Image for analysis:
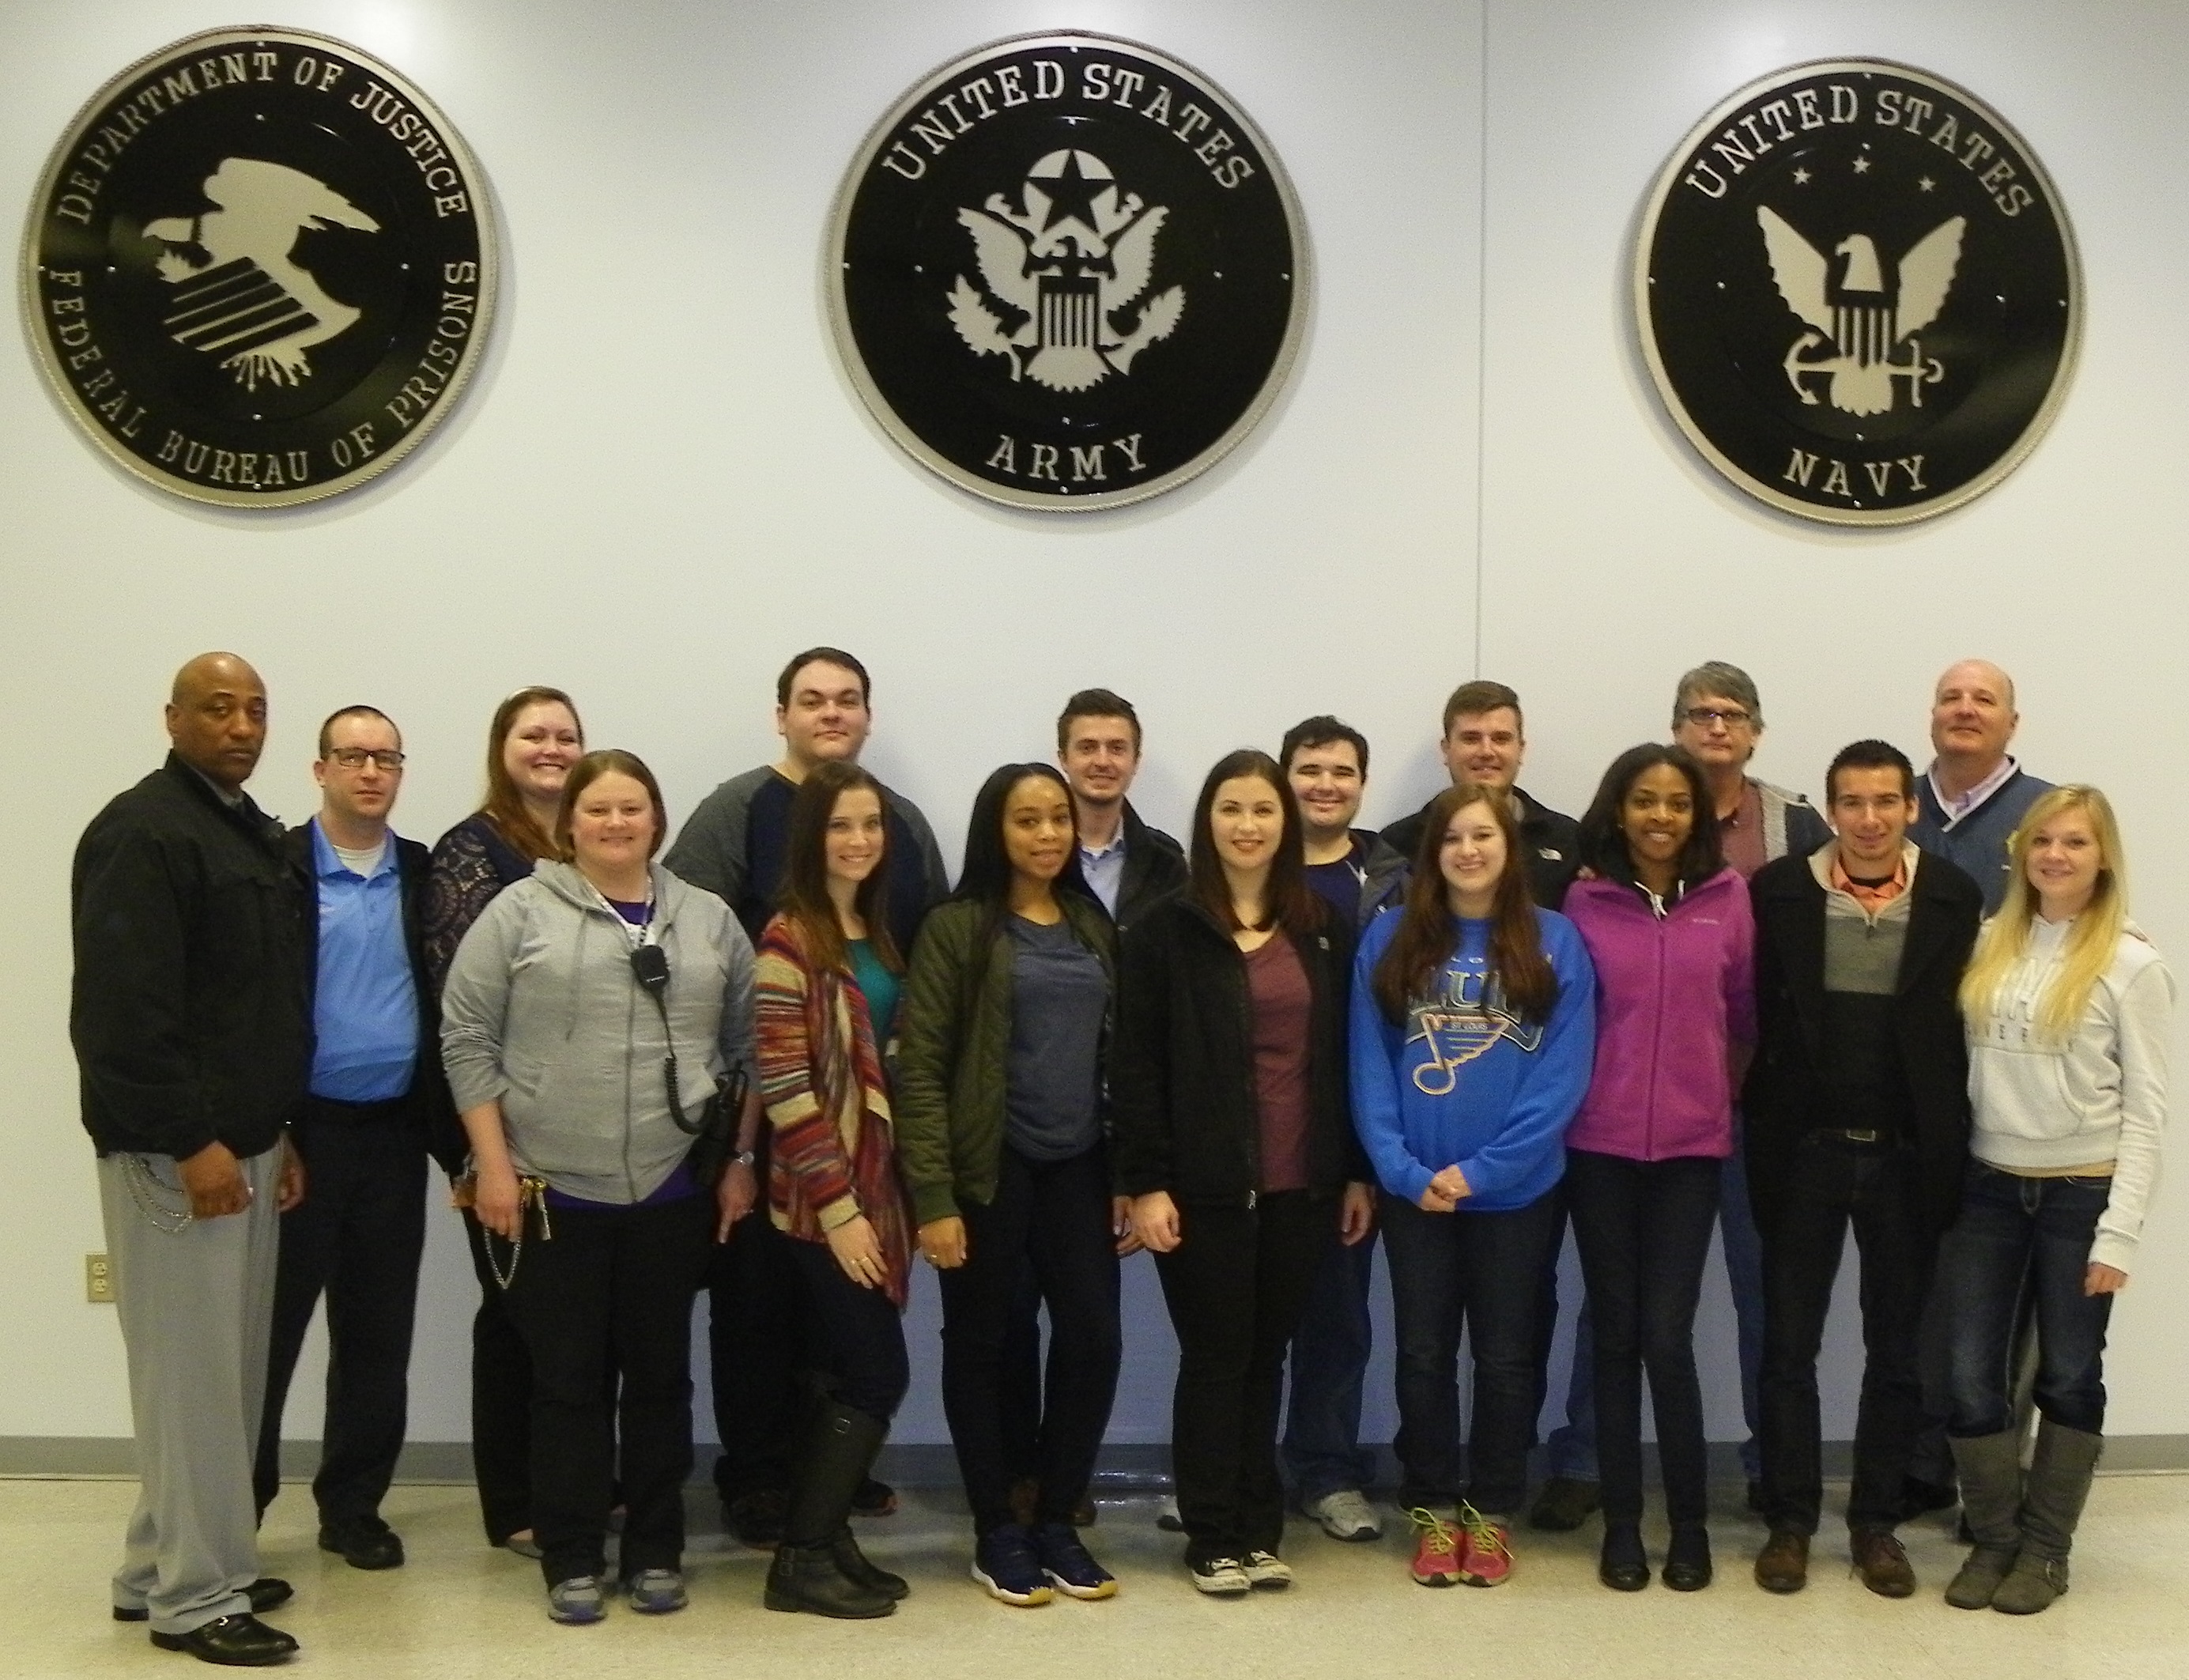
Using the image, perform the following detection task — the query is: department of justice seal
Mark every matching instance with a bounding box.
[828,32,1308,511]
[1636,61,2079,525]
[21,28,496,508]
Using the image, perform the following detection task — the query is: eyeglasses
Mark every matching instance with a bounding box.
[328,749,406,771]
[1681,707,1753,729]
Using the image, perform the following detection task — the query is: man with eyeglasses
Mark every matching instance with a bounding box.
[256,705,460,1573]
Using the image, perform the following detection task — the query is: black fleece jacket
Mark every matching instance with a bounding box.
[72,755,310,1160]
[1110,893,1364,1206]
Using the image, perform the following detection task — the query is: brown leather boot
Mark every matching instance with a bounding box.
[1753,1530,1809,1594]
[1849,1527,1916,1598]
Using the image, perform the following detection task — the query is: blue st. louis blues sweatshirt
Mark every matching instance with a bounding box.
[1349,908,1597,1212]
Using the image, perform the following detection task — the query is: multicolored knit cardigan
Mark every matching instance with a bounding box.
[753,912,912,1305]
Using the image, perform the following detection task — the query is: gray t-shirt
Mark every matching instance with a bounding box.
[1004,914,1108,1161]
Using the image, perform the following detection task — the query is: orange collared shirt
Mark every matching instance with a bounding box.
[1829,849,1909,916]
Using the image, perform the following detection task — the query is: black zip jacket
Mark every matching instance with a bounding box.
[1380,785,1579,911]
[1742,847,1983,1239]
[71,754,310,1160]
[285,822,466,1175]
[1110,893,1364,1205]
[1110,800,1189,942]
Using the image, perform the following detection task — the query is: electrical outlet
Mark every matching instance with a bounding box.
[85,1254,117,1304]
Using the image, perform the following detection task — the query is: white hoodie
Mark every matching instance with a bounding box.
[1965,916,2173,1273]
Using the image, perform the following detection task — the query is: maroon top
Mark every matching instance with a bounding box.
[1246,932,1312,1192]
[1717,780,1768,881]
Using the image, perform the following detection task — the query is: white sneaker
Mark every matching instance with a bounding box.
[1190,1555,1251,1595]
[1242,1549,1294,1590]
[1304,1489,1382,1542]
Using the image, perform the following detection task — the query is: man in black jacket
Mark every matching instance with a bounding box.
[1055,688,1188,939]
[74,653,309,1666]
[1743,740,1983,1600]
[1378,680,1579,911]
[254,706,463,1572]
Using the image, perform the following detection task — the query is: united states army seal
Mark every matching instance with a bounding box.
[21,28,496,508]
[828,32,1308,511]
[1636,61,2079,525]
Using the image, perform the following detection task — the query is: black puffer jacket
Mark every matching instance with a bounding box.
[1110,892,1364,1206]
[71,755,310,1160]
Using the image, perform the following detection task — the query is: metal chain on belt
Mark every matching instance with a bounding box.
[122,1154,194,1235]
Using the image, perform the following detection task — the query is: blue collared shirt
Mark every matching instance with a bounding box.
[1078,829,1127,918]
[309,821,419,1103]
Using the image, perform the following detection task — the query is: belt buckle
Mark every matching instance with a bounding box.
[1842,1128,1882,1144]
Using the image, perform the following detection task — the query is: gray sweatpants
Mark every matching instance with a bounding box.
[99,1146,281,1634]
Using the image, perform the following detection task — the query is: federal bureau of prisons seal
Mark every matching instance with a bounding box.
[828,32,1308,512]
[1636,61,2079,526]
[21,27,496,508]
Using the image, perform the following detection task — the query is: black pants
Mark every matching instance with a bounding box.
[1381,1188,1561,1516]
[460,1206,535,1544]
[938,1146,1123,1535]
[783,1237,911,1423]
[1758,1135,1935,1535]
[254,1102,427,1529]
[502,1192,713,1585]
[1564,1150,1721,1528]
[1153,1191,1327,1563]
[706,1210,807,1503]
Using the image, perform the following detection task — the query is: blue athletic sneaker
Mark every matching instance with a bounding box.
[547,1576,607,1624]
[1033,1522,1118,1599]
[972,1523,1055,1606]
[624,1569,688,1614]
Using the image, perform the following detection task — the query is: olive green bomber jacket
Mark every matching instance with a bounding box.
[893,893,1116,1226]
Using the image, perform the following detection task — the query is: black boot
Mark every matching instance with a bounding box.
[764,1402,897,1619]
[832,1527,909,1600]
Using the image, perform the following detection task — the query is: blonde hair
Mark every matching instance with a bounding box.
[1958,786,2129,1043]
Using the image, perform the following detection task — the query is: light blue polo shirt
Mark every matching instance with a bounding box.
[309,820,419,1103]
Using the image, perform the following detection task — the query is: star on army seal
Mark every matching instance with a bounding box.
[21,28,496,508]
[828,33,1308,511]
[1636,61,2079,525]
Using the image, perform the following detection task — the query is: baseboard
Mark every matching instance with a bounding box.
[6,1436,2186,1484]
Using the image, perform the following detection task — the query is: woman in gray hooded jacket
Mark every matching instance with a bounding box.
[442,749,760,1626]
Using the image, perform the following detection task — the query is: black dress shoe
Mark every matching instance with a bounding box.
[1598,1524,1650,1592]
[115,1580,292,1623]
[319,1520,404,1570]
[149,1613,299,1665]
[1663,1525,1714,1591]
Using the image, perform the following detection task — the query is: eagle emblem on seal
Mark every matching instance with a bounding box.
[946,149,1185,392]
[1757,205,1966,417]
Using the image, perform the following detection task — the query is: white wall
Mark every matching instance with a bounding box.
[1,0,2180,1455]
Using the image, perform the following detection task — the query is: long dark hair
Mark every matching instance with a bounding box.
[1188,749,1322,935]
[1372,783,1555,1025]
[778,761,901,979]
[482,685,583,863]
[1576,744,1722,889]
[953,762,1093,952]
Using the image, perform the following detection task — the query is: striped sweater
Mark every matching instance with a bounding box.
[753,913,911,1304]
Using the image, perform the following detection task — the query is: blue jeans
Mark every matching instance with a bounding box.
[1383,1190,1560,1516]
[1281,1221,1380,1500]
[1937,1162,2114,1437]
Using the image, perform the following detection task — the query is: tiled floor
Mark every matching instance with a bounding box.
[17,1475,2187,1679]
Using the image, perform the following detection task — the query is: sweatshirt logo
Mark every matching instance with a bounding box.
[1406,968,1542,1096]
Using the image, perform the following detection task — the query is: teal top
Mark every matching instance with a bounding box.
[849,938,900,1044]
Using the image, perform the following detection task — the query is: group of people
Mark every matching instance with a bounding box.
[70,646,2168,1665]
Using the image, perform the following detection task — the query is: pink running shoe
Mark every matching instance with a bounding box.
[1454,1504,1513,1587]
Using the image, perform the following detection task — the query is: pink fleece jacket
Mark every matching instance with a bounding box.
[1562,867,1755,1161]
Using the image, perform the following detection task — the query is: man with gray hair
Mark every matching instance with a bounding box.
[1911,660,2051,915]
